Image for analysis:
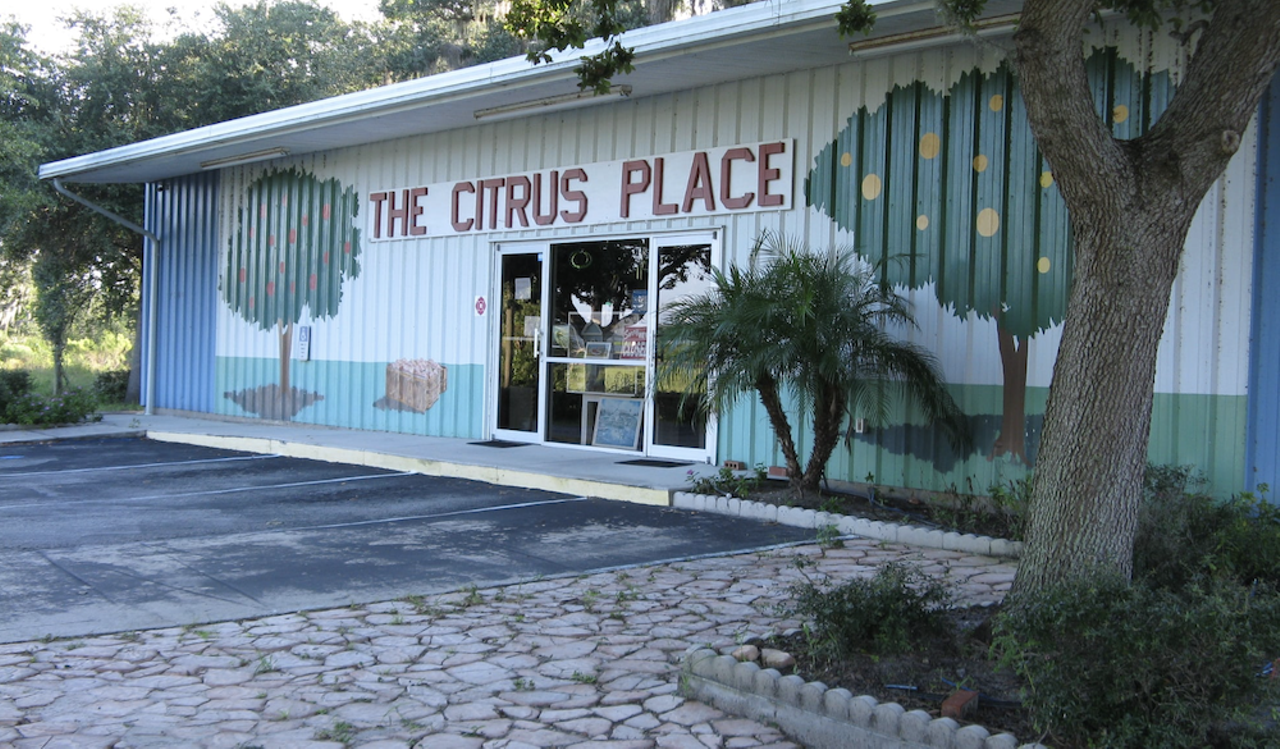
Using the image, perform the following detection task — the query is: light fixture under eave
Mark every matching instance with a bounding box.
[848,13,1020,57]
[474,85,633,122]
[199,147,291,170]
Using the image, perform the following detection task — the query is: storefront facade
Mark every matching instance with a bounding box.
[41,0,1280,498]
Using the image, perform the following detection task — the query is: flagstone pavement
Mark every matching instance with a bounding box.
[0,540,1016,749]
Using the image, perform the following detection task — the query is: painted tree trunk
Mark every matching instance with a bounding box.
[991,326,1028,462]
[278,321,293,418]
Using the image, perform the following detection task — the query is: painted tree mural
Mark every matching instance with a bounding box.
[222,168,362,419]
[807,49,1172,463]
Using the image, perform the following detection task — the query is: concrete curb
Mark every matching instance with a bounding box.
[681,648,1047,749]
[672,491,1023,559]
[145,430,673,506]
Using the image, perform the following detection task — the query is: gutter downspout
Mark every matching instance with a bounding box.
[51,178,161,415]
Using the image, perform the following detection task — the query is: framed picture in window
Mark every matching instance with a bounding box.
[592,397,643,449]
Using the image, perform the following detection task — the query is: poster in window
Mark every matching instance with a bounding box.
[592,398,643,449]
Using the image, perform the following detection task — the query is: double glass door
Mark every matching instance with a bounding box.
[493,234,717,462]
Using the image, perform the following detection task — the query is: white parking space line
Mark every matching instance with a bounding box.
[294,495,592,531]
[0,471,419,512]
[1,453,283,477]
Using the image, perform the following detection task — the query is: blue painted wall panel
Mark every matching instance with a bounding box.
[142,173,219,412]
[1248,72,1280,491]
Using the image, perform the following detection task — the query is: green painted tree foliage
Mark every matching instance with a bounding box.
[223,168,363,413]
[806,50,1172,461]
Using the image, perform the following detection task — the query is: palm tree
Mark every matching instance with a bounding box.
[661,234,969,494]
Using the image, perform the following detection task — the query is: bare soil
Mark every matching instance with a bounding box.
[760,607,1040,743]
[741,480,1021,540]
[727,481,1042,742]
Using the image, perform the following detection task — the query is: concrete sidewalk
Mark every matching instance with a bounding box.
[0,411,717,506]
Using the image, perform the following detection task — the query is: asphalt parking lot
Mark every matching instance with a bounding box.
[0,437,811,643]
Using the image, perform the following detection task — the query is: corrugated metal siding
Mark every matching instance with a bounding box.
[143,173,219,411]
[190,20,1255,494]
[1248,71,1280,492]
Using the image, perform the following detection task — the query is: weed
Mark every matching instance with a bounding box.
[314,720,355,745]
[512,676,534,691]
[460,585,483,608]
[254,656,277,675]
[785,562,952,658]
[570,670,597,684]
[687,463,768,497]
[815,523,844,549]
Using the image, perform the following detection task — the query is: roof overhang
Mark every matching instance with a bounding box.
[40,0,1022,184]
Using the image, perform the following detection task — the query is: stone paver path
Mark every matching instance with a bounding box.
[0,540,1015,748]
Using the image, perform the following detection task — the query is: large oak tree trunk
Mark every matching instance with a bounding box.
[1009,0,1280,597]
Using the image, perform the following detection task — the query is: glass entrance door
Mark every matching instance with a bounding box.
[491,234,717,461]
[544,239,650,449]
[648,237,716,462]
[494,251,542,438]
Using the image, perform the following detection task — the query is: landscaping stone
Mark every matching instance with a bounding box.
[0,541,1016,746]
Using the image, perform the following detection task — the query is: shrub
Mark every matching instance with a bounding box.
[994,573,1280,749]
[0,368,32,398]
[3,387,100,426]
[0,369,33,420]
[1135,464,1280,589]
[786,562,952,658]
[93,369,131,404]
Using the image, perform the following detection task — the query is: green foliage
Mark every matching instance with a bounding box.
[995,465,1280,747]
[3,387,100,426]
[686,463,766,497]
[93,369,130,404]
[834,1,876,37]
[0,369,33,416]
[223,168,363,330]
[1135,465,1280,590]
[786,562,953,658]
[994,573,1280,748]
[506,0,638,92]
[661,233,968,491]
[986,477,1031,541]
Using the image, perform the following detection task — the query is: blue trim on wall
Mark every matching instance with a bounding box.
[142,173,219,412]
[1247,72,1280,492]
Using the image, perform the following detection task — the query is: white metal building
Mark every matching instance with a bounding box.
[39,0,1280,498]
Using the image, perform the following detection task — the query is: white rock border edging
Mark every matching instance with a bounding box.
[681,648,1047,749]
[672,491,1024,558]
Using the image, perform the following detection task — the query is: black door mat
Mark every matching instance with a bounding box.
[468,440,530,448]
[616,458,694,468]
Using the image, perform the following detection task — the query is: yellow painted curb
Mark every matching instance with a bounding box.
[146,431,671,506]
